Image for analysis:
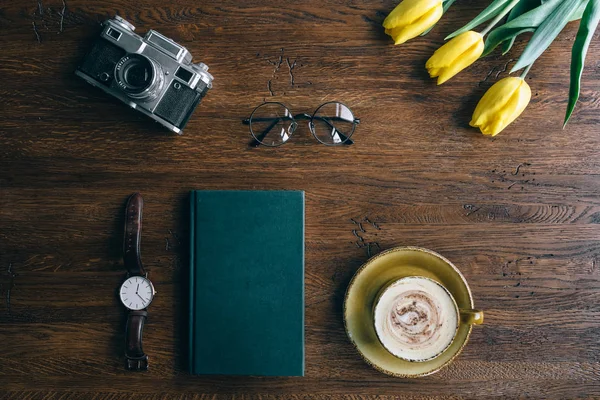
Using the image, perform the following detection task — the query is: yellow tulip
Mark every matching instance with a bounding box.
[470,77,531,136]
[426,31,484,85]
[383,0,443,45]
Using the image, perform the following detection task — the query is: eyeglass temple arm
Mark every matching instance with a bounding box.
[253,118,282,143]
[294,114,360,124]
[243,116,294,146]
[245,115,360,124]
[243,116,294,123]
[288,114,354,145]
[309,115,354,145]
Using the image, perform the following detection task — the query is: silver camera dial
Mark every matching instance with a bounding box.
[113,15,136,31]
[191,62,214,88]
[193,62,209,72]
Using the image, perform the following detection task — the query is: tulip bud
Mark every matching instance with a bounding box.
[426,31,484,85]
[470,77,531,136]
[383,0,443,45]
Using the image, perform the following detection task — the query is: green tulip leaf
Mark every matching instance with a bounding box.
[511,0,588,72]
[446,0,515,39]
[502,0,541,54]
[443,0,458,13]
[499,0,583,54]
[564,0,600,127]
[482,0,564,57]
[543,0,587,18]
[502,28,537,55]
[421,0,458,36]
[571,2,591,20]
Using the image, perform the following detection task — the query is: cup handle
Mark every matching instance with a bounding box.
[459,309,484,325]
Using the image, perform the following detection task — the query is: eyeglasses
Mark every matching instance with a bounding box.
[243,101,360,147]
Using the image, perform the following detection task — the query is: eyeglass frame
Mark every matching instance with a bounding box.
[243,101,360,147]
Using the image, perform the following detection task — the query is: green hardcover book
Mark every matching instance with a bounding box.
[189,190,305,376]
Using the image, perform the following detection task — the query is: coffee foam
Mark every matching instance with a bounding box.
[374,277,459,362]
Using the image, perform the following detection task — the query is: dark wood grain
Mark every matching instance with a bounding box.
[2,0,600,398]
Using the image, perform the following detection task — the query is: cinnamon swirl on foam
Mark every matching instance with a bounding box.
[374,277,459,362]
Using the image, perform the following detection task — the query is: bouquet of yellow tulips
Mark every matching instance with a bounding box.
[384,0,600,136]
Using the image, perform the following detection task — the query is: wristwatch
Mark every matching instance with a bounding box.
[118,193,156,371]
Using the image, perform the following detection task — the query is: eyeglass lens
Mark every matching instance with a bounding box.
[311,102,355,145]
[249,103,294,147]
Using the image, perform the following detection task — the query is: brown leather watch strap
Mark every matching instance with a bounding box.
[125,310,148,371]
[123,193,145,277]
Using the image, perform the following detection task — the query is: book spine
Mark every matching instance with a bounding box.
[188,190,195,374]
[300,191,306,376]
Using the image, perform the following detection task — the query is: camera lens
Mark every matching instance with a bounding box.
[117,55,153,91]
[124,63,151,89]
[115,54,163,100]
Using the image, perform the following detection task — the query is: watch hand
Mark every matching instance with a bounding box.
[136,284,140,293]
[137,293,145,302]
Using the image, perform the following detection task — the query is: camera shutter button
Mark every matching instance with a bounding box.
[174,82,182,90]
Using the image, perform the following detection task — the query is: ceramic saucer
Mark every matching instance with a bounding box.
[343,246,475,377]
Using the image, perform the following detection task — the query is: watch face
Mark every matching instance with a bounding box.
[119,276,155,310]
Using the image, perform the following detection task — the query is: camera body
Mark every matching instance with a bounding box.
[75,16,213,134]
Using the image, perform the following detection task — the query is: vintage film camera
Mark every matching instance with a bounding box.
[76,16,213,134]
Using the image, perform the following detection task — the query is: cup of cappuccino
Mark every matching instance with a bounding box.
[373,276,483,362]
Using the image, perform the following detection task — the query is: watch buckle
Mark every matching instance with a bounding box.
[125,355,148,371]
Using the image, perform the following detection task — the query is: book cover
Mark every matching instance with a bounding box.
[189,190,305,376]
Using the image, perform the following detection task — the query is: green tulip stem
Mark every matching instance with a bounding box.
[479,0,522,36]
[520,63,533,79]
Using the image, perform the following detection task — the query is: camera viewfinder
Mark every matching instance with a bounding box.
[175,67,194,83]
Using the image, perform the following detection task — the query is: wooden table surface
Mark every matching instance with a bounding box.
[2,0,600,398]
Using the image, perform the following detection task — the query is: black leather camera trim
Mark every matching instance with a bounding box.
[77,38,126,86]
[154,80,203,128]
